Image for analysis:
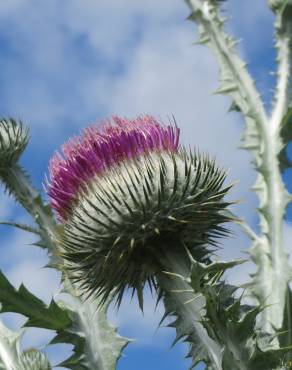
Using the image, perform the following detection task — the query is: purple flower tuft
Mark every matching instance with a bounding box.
[48,115,180,219]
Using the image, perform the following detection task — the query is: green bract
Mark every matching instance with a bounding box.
[60,150,232,306]
[0,119,29,170]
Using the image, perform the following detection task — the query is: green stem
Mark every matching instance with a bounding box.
[158,253,258,370]
[184,0,292,336]
[0,164,57,252]
[158,257,223,370]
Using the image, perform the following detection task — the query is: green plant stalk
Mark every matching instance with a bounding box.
[159,251,292,370]
[0,164,128,369]
[157,252,250,370]
[158,254,223,370]
[0,164,56,251]
[184,0,292,336]
[62,284,129,370]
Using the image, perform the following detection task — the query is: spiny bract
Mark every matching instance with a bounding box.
[0,118,29,170]
[48,116,232,305]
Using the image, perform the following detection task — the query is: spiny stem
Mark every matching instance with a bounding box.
[184,0,291,336]
[0,164,57,251]
[271,22,291,124]
[158,255,223,370]
[158,253,252,370]
[186,0,268,130]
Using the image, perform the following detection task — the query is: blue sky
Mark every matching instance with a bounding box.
[0,1,289,369]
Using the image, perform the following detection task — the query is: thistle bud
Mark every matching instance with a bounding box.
[0,119,29,170]
[19,349,51,370]
[48,116,232,305]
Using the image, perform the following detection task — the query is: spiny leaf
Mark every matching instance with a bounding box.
[166,256,292,370]
[158,270,223,370]
[0,270,129,370]
[199,274,292,369]
[0,270,71,330]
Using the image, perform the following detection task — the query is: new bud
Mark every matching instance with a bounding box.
[0,119,29,170]
[48,116,232,305]
[19,349,51,370]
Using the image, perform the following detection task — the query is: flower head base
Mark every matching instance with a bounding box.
[0,119,29,170]
[48,116,232,306]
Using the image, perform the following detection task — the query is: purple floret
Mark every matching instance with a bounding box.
[47,116,180,220]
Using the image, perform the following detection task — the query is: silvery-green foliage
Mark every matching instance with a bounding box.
[0,1,291,369]
[0,269,128,370]
[185,0,292,340]
[55,281,129,370]
[161,256,291,370]
[158,257,244,370]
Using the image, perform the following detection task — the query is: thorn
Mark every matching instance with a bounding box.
[154,228,160,235]
[137,287,144,312]
[113,236,121,246]
[184,294,203,305]
[214,83,237,95]
[130,238,135,250]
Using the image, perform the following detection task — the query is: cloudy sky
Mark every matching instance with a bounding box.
[0,0,288,369]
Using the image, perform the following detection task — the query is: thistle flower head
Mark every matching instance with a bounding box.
[48,116,232,306]
[0,118,29,169]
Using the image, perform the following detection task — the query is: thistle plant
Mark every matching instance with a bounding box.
[0,1,291,370]
[47,116,231,307]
